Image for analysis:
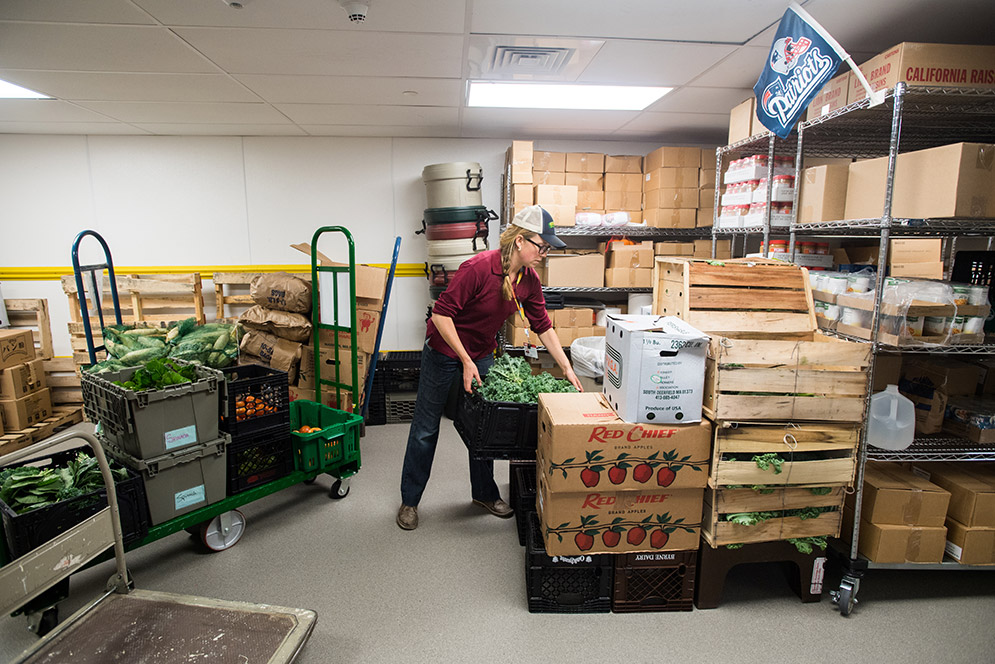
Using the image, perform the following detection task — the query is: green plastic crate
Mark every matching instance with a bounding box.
[289,400,362,476]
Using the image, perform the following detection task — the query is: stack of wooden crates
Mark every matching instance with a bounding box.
[653,257,871,548]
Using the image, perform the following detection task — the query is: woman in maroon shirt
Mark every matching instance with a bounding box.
[397,206,583,531]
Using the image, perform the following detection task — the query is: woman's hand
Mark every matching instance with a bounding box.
[564,366,583,392]
[463,358,482,393]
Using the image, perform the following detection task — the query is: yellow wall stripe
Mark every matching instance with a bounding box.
[0,263,429,281]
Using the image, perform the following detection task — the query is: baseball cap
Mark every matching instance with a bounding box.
[510,205,566,248]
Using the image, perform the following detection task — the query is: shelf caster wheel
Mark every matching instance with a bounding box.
[831,577,859,617]
[26,607,58,637]
[329,478,350,500]
[200,510,246,552]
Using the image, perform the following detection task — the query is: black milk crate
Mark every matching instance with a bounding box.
[525,513,612,614]
[511,461,537,546]
[220,364,290,436]
[0,445,150,558]
[226,424,294,496]
[385,391,418,424]
[377,351,422,392]
[612,550,696,613]
[367,377,387,426]
[454,391,537,461]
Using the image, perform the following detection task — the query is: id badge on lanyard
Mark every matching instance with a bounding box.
[510,271,538,359]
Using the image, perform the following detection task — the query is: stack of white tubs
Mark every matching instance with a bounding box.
[421,162,494,301]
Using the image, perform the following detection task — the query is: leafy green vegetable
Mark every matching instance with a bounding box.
[0,452,129,515]
[808,486,833,496]
[115,358,198,391]
[787,536,828,554]
[752,453,784,474]
[476,354,577,404]
[724,506,836,526]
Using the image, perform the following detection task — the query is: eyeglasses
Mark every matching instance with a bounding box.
[525,238,551,255]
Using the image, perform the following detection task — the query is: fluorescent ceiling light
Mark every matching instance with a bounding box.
[467,81,671,111]
[0,79,50,99]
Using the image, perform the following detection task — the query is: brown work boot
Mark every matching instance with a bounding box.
[472,498,514,518]
[396,504,418,530]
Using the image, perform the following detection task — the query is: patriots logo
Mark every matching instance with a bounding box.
[769,36,812,75]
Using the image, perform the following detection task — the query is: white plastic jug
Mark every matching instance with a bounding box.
[866,384,915,451]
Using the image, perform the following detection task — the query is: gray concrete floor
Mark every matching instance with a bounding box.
[3,421,995,663]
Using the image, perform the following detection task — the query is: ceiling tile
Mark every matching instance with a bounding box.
[461,107,638,138]
[619,111,729,134]
[0,99,117,122]
[0,0,156,24]
[134,0,467,33]
[688,47,769,88]
[0,70,258,102]
[73,101,291,124]
[300,125,461,137]
[233,75,461,106]
[0,121,148,134]
[275,104,458,126]
[579,41,737,86]
[175,28,464,77]
[647,86,753,114]
[471,0,789,43]
[133,123,308,136]
[0,22,217,72]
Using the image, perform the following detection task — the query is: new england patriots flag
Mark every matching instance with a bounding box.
[753,3,845,138]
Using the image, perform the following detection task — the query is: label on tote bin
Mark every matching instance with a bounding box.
[175,484,206,511]
[164,424,197,451]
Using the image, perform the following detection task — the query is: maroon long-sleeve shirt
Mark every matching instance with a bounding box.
[428,250,551,360]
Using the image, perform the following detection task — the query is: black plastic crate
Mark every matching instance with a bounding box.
[367,377,387,426]
[525,513,612,614]
[377,351,422,392]
[226,424,294,496]
[0,446,150,558]
[454,390,537,460]
[511,462,537,546]
[220,364,290,436]
[612,550,696,612]
[385,391,418,424]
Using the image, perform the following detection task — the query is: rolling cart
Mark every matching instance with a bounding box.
[0,429,316,663]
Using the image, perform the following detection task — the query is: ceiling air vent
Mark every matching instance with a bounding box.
[487,46,575,76]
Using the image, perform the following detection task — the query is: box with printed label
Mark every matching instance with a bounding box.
[889,239,942,265]
[798,164,849,223]
[609,242,654,269]
[850,462,950,527]
[0,329,35,371]
[605,155,643,173]
[910,462,995,528]
[537,392,711,493]
[644,208,697,229]
[605,173,643,192]
[534,151,566,173]
[538,471,703,556]
[850,42,995,104]
[644,168,700,192]
[543,253,605,288]
[806,71,850,120]
[566,153,606,173]
[605,268,653,289]
[944,517,995,564]
[0,358,47,401]
[603,315,708,424]
[0,388,53,431]
[644,188,699,210]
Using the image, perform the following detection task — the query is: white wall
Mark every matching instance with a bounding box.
[0,134,667,355]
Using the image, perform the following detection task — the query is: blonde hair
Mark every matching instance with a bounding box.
[499,225,535,301]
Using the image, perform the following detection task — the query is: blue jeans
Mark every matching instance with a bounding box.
[400,342,499,507]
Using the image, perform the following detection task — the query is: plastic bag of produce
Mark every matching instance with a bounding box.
[249,273,312,314]
[238,305,312,342]
[570,336,604,378]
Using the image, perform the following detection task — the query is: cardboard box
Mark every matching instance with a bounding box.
[854,462,950,527]
[543,254,604,288]
[806,71,850,120]
[605,268,653,288]
[289,243,387,305]
[644,208,697,229]
[511,183,533,205]
[0,387,53,431]
[654,242,695,256]
[698,188,716,209]
[850,514,947,563]
[850,42,995,104]
[889,261,944,279]
[565,152,605,174]
[533,170,566,186]
[504,324,535,348]
[942,396,995,444]
[555,327,577,347]
[644,146,703,173]
[576,191,605,211]
[298,345,368,390]
[973,359,995,395]
[288,384,355,413]
[0,359,46,401]
[534,184,578,207]
[889,238,942,265]
[603,315,708,424]
[575,326,596,341]
[696,208,715,228]
[533,151,566,173]
[728,97,758,144]
[553,308,594,328]
[605,191,642,212]
[798,163,849,223]
[644,188,698,210]
[605,155,643,173]
[537,392,711,492]
[699,168,717,189]
[944,518,995,564]
[545,203,577,227]
[538,472,703,556]
[318,303,381,355]
[508,140,533,183]
[695,239,731,257]
[0,329,35,371]
[844,156,889,220]
[605,173,642,192]
[643,167,699,191]
[608,242,654,269]
[563,172,604,192]
[909,462,995,528]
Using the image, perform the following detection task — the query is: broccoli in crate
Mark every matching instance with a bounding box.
[474,354,576,404]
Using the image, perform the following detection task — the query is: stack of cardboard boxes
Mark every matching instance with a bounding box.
[504,307,606,348]
[910,463,995,565]
[641,146,710,230]
[0,329,51,436]
[602,155,642,219]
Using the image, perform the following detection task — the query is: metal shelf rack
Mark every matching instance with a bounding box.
[552,226,711,238]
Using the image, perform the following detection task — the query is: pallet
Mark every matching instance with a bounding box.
[702,484,845,547]
[703,333,870,423]
[213,272,309,322]
[653,257,816,340]
[709,421,859,488]
[0,406,85,459]
[43,357,84,407]
[3,298,54,359]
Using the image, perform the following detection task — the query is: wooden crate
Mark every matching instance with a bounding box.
[653,257,816,340]
[702,485,845,547]
[213,272,309,322]
[710,421,859,488]
[703,333,870,422]
[0,406,84,459]
[3,298,54,359]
